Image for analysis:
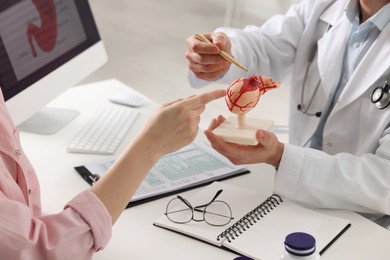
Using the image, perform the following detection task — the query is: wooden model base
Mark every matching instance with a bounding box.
[212,116,274,145]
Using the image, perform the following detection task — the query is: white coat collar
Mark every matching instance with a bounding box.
[317,0,350,98]
[319,0,349,26]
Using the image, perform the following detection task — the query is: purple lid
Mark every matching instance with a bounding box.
[284,232,316,256]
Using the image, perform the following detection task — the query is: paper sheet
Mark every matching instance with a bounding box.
[82,139,249,202]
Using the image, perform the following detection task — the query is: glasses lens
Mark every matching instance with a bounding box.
[204,201,233,226]
[166,198,193,224]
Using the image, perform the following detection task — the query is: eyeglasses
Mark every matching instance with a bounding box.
[165,189,234,226]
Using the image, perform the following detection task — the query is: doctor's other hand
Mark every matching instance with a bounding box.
[204,115,285,168]
[186,32,232,81]
[135,89,226,158]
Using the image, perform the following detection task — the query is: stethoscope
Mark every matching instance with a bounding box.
[299,68,390,115]
[297,72,322,118]
[297,24,333,118]
[300,70,390,115]
[371,79,390,109]
[298,22,390,116]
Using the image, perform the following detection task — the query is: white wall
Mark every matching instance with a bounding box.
[225,0,302,27]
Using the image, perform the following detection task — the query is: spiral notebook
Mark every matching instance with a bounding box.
[154,182,351,260]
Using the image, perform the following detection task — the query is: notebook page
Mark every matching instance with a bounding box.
[223,199,350,260]
[154,181,268,246]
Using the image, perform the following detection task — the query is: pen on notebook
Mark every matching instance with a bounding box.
[195,33,248,72]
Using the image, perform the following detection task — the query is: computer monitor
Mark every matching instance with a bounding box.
[0,0,107,134]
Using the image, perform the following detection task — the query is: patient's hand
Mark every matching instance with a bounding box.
[136,89,226,158]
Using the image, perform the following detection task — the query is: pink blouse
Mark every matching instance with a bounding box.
[0,90,112,259]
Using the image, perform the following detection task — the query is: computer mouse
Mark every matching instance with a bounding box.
[109,92,146,107]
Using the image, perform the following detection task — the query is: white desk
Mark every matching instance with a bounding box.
[20,80,390,260]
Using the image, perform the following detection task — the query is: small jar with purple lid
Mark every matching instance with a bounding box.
[281,232,321,260]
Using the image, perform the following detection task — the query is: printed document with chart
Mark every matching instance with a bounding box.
[74,137,250,206]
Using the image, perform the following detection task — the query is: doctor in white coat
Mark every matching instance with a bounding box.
[186,0,390,228]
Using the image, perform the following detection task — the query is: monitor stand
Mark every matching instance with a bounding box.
[18,107,80,135]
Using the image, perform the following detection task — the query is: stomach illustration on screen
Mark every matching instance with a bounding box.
[27,0,57,57]
[0,0,87,81]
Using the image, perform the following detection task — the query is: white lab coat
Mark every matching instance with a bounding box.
[189,0,390,218]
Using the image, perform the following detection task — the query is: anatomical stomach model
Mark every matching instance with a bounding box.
[27,0,57,57]
[213,74,280,145]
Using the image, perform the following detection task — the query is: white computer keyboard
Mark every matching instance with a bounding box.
[67,106,139,154]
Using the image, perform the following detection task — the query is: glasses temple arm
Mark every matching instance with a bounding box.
[194,189,223,209]
[177,195,193,209]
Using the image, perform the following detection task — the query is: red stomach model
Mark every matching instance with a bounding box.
[226,74,280,115]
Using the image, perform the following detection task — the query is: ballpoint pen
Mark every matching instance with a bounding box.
[195,33,248,72]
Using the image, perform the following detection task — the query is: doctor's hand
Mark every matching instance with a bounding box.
[204,115,285,168]
[135,89,226,158]
[186,32,232,81]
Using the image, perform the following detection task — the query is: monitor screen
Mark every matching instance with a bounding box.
[0,0,107,131]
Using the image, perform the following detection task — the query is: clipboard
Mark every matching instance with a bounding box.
[73,139,250,208]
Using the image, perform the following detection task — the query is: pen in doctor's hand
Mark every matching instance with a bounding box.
[195,33,248,72]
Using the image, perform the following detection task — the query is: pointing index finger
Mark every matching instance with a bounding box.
[191,89,226,108]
